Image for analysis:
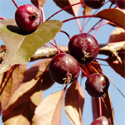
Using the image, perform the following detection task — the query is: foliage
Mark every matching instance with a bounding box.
[0,0,125,125]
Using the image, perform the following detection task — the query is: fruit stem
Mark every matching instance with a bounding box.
[0,17,6,20]
[60,30,71,40]
[88,19,103,34]
[79,67,89,78]
[53,38,60,54]
[62,15,96,23]
[46,1,83,21]
[93,19,103,37]
[12,0,18,8]
[49,41,65,53]
[98,97,102,116]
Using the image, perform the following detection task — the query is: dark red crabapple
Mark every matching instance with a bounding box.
[84,0,105,9]
[115,0,125,9]
[68,33,99,64]
[90,116,110,125]
[15,4,42,32]
[49,53,80,84]
[85,73,109,97]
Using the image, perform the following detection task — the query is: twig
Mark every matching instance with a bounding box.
[0,42,124,62]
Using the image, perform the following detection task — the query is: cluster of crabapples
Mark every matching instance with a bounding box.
[14,2,110,99]
[49,33,110,98]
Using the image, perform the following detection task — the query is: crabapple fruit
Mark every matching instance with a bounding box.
[15,4,42,32]
[68,33,99,64]
[84,0,105,9]
[85,73,109,97]
[49,53,80,84]
[90,116,110,125]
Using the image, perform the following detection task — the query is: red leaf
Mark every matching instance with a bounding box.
[24,59,54,90]
[80,60,102,77]
[53,0,80,16]
[106,51,125,78]
[32,90,65,125]
[65,81,84,125]
[0,64,26,113]
[2,78,42,123]
[2,59,53,124]
[31,0,46,7]
[92,92,114,125]
[108,27,125,43]
[96,9,125,29]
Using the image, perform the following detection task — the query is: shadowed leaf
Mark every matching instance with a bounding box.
[106,52,125,78]
[0,64,26,114]
[53,0,80,16]
[96,9,125,29]
[65,81,84,125]
[32,90,65,125]
[2,78,41,124]
[81,60,102,77]
[0,19,62,74]
[24,59,54,90]
[2,59,53,124]
[92,92,114,125]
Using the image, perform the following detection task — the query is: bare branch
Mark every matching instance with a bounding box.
[0,41,125,62]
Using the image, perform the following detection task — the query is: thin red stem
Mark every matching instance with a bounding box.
[62,15,96,23]
[93,19,103,37]
[12,0,18,8]
[81,17,86,33]
[53,38,60,54]
[60,30,71,40]
[103,73,125,98]
[98,97,102,116]
[88,19,103,34]
[46,1,83,21]
[49,41,65,53]
[79,67,89,78]
[0,17,6,20]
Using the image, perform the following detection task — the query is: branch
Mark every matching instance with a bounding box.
[99,41,125,64]
[0,41,124,62]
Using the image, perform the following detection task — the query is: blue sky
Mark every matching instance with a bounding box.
[0,0,125,125]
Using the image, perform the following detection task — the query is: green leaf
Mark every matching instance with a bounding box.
[0,19,62,74]
[96,9,125,29]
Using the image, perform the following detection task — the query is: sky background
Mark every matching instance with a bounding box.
[0,0,125,125]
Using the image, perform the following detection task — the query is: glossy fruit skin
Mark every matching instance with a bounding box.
[115,0,125,9]
[15,4,42,32]
[49,53,80,84]
[90,116,110,125]
[85,73,109,97]
[84,0,105,9]
[68,33,99,64]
